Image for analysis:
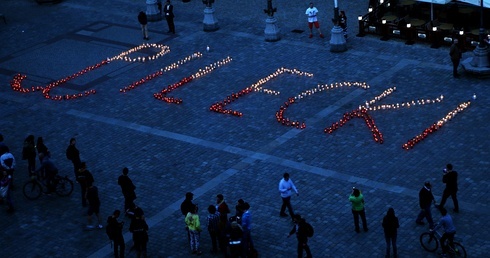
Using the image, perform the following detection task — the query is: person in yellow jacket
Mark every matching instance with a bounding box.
[349,187,368,233]
[185,204,202,255]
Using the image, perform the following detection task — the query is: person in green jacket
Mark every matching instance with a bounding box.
[185,204,202,255]
[349,187,368,233]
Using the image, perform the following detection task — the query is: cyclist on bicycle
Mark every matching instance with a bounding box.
[34,153,59,193]
[431,207,456,257]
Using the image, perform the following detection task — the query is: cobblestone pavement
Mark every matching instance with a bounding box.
[0,0,489,258]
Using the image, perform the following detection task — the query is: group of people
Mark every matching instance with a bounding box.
[137,0,175,41]
[180,192,254,257]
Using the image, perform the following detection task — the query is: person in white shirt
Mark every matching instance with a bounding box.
[279,172,299,220]
[305,2,324,38]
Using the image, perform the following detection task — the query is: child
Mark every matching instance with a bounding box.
[207,205,221,254]
[185,204,202,255]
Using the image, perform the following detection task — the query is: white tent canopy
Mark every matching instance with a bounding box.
[457,0,490,8]
[416,0,453,20]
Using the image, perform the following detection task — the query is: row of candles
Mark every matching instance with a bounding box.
[402,101,471,150]
[10,43,173,100]
[120,52,202,93]
[275,81,370,129]
[153,56,233,104]
[325,108,384,144]
[209,67,313,116]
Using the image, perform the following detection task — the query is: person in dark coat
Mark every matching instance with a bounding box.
[36,136,49,165]
[118,167,137,214]
[34,153,58,193]
[86,181,102,229]
[449,39,462,78]
[66,137,81,178]
[288,214,312,258]
[129,211,149,258]
[416,181,436,228]
[137,11,149,40]
[439,163,459,212]
[22,135,37,174]
[382,208,399,258]
[107,210,125,258]
[163,0,175,34]
[76,162,94,207]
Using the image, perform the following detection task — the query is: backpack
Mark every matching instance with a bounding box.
[305,222,314,237]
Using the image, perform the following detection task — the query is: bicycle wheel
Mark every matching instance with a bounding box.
[23,181,42,200]
[55,177,74,197]
[448,242,467,258]
[420,232,439,252]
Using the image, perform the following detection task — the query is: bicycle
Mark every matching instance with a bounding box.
[420,229,467,258]
[22,172,74,200]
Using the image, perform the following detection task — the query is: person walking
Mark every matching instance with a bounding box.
[432,207,456,257]
[76,162,94,207]
[185,204,203,255]
[129,209,149,258]
[439,164,459,213]
[278,172,299,220]
[287,214,313,258]
[107,210,125,258]
[449,39,462,78]
[305,2,324,38]
[382,208,399,258]
[86,181,103,229]
[207,205,220,254]
[22,135,37,174]
[66,137,82,178]
[138,11,149,40]
[416,181,436,228]
[118,167,137,214]
[163,0,175,34]
[349,187,368,233]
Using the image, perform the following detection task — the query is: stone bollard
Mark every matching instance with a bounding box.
[264,17,280,42]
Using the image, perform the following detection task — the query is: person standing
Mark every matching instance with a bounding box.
[439,164,459,213]
[279,172,299,219]
[76,162,94,207]
[36,136,49,160]
[86,181,103,229]
[349,187,368,233]
[181,192,195,244]
[0,170,14,212]
[34,153,58,194]
[339,10,347,38]
[287,214,313,258]
[185,204,203,255]
[22,135,37,174]
[0,133,6,156]
[449,39,462,78]
[138,11,149,40]
[432,207,456,257]
[416,181,436,228]
[107,210,125,258]
[216,194,230,254]
[66,137,82,178]
[382,208,399,258]
[164,0,175,34]
[129,209,149,258]
[118,167,137,214]
[0,147,16,188]
[305,2,324,38]
[240,202,254,257]
[207,205,220,254]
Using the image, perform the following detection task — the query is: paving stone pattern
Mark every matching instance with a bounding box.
[0,0,489,258]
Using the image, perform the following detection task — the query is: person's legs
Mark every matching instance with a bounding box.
[308,22,313,37]
[415,209,426,223]
[439,189,450,208]
[425,206,434,229]
[210,230,218,252]
[80,184,87,207]
[297,241,303,258]
[303,241,312,258]
[384,235,391,257]
[280,196,290,215]
[314,22,323,37]
[392,235,397,257]
[451,192,459,211]
[359,209,368,231]
[440,232,449,254]
[352,210,360,232]
[285,197,295,218]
